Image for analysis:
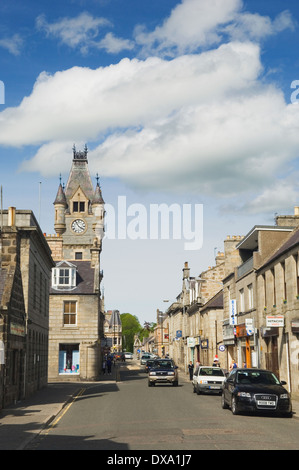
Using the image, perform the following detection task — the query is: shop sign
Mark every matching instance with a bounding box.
[176,330,182,338]
[266,315,284,328]
[187,337,196,347]
[201,339,209,349]
[235,324,247,337]
[245,318,254,336]
[291,320,299,333]
[10,322,25,337]
[229,299,237,326]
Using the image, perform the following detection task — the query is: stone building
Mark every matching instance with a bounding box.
[46,146,105,381]
[103,309,122,354]
[0,208,54,409]
[223,224,294,371]
[256,226,299,394]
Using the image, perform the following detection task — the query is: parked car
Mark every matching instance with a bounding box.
[140,353,152,365]
[192,366,226,395]
[148,359,178,387]
[222,368,292,417]
[124,352,133,359]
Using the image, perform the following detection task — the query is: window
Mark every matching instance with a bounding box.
[248,284,253,309]
[75,252,83,260]
[52,262,77,289]
[63,301,77,326]
[239,288,244,312]
[73,201,85,213]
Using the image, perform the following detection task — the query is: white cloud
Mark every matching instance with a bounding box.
[1,0,298,214]
[0,41,262,146]
[36,12,133,55]
[134,0,294,57]
[0,34,23,55]
[135,0,243,56]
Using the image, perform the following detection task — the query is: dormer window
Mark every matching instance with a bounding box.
[52,261,77,290]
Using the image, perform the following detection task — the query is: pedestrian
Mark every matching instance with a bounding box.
[102,359,106,375]
[107,357,112,375]
[229,359,238,371]
[188,361,194,380]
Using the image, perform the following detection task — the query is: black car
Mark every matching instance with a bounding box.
[222,368,292,417]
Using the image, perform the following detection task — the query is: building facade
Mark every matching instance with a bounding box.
[0,208,54,409]
[103,309,122,354]
[46,146,105,381]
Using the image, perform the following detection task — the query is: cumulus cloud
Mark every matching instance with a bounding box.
[0,42,262,146]
[134,0,294,57]
[36,12,133,54]
[1,0,298,213]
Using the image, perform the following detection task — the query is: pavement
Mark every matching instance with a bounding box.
[0,363,298,450]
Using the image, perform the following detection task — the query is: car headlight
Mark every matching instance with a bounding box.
[237,392,251,398]
[280,393,289,399]
[149,372,156,376]
[167,371,175,376]
[200,380,208,384]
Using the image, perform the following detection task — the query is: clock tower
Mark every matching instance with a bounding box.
[46,146,105,382]
[53,144,104,261]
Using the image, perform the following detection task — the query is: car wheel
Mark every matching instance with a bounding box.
[173,381,178,387]
[193,384,196,393]
[196,385,201,395]
[231,396,239,415]
[221,393,228,409]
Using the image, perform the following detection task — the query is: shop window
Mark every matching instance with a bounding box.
[59,344,80,374]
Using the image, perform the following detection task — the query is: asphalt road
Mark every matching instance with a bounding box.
[27,361,299,451]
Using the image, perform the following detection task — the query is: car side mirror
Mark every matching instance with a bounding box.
[280,380,287,385]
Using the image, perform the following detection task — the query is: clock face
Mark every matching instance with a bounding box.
[71,219,86,233]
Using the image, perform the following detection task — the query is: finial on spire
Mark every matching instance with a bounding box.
[73,143,88,161]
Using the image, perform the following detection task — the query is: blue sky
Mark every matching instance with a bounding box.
[1,0,299,325]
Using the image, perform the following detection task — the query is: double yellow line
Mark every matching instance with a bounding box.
[45,387,86,434]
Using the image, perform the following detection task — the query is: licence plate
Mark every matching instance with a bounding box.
[257,400,275,406]
[210,385,220,389]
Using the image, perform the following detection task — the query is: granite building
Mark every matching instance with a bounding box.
[0,208,54,408]
[46,146,105,381]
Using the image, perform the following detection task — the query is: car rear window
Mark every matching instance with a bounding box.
[199,368,224,377]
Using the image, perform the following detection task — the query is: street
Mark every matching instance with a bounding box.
[27,361,299,451]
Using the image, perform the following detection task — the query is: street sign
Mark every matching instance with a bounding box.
[219,345,225,352]
[266,315,284,328]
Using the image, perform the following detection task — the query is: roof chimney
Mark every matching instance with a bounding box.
[8,207,16,227]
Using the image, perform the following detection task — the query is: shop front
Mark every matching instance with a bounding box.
[59,343,80,375]
[235,323,256,368]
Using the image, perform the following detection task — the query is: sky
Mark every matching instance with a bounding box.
[1,0,299,326]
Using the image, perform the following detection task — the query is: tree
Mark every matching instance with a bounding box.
[120,313,142,352]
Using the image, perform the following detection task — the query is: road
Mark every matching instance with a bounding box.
[27,361,299,451]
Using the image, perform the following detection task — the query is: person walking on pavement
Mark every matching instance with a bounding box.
[102,358,106,375]
[107,357,112,375]
[188,361,194,380]
[229,359,238,371]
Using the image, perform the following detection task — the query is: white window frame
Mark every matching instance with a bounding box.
[52,261,77,289]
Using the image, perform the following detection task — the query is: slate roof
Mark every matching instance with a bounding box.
[50,261,96,295]
[201,290,223,312]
